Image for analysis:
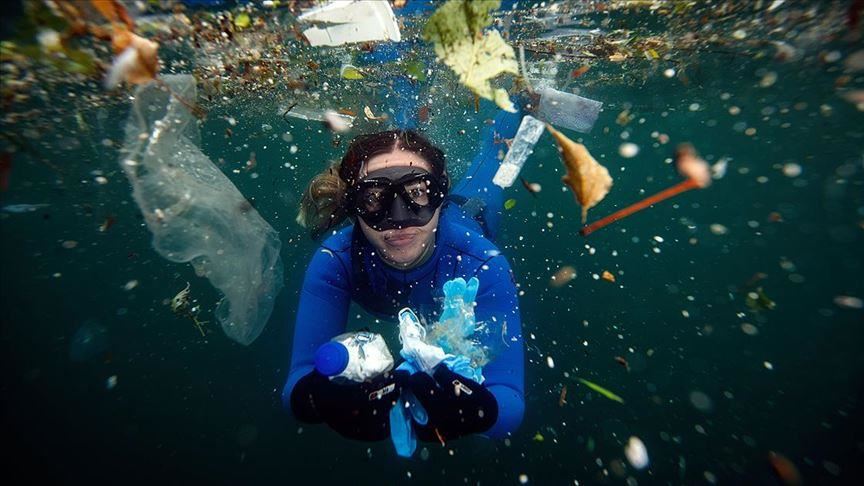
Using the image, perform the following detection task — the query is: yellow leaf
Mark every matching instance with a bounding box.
[234,13,251,29]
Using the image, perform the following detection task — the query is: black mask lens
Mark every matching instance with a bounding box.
[348,167,446,231]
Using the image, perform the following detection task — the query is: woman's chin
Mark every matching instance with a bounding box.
[382,246,421,265]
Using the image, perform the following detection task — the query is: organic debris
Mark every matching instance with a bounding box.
[577,377,625,404]
[547,124,612,224]
[423,0,518,112]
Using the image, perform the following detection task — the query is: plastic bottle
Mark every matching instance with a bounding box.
[314,331,394,382]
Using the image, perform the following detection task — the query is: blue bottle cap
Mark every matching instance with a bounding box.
[314,342,349,377]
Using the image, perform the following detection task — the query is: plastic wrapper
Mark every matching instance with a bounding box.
[120,74,284,345]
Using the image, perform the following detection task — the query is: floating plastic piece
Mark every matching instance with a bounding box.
[493,115,545,188]
[282,105,353,125]
[297,0,401,47]
[398,307,448,374]
[121,75,284,345]
[2,203,49,213]
[536,86,603,133]
[625,436,650,470]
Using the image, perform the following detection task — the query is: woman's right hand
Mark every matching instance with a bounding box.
[290,370,409,441]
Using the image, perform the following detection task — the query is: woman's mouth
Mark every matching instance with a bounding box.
[384,231,416,248]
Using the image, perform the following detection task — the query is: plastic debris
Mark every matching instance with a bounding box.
[619,143,639,158]
[297,0,401,47]
[2,203,49,213]
[324,110,353,133]
[493,115,545,188]
[625,436,649,470]
[833,295,863,309]
[536,86,603,133]
[121,75,283,345]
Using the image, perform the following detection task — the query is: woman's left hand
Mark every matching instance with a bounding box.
[401,364,498,441]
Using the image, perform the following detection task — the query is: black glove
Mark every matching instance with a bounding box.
[403,365,498,442]
[290,370,407,441]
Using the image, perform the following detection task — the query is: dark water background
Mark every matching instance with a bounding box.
[2,1,864,484]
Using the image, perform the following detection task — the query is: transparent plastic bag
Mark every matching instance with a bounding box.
[121,75,284,345]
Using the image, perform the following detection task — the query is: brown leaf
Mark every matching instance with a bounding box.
[547,124,613,223]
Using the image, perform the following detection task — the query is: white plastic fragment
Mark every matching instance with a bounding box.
[493,115,545,188]
[833,295,863,309]
[619,143,639,158]
[536,86,603,133]
[624,436,649,470]
[297,0,401,47]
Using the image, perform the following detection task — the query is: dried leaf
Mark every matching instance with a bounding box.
[547,124,613,223]
[571,65,590,78]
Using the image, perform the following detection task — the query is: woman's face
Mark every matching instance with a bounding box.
[356,148,441,268]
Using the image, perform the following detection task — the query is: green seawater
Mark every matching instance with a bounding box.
[2,1,863,484]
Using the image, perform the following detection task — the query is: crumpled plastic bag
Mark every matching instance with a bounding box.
[120,74,284,345]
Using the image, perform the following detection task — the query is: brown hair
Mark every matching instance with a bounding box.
[297,130,447,239]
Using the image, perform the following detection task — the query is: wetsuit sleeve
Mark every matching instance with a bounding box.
[475,254,526,439]
[281,247,351,418]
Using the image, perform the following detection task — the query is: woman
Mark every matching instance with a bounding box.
[282,104,525,443]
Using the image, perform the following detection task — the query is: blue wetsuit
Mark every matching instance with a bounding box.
[283,105,525,440]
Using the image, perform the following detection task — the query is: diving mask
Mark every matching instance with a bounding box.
[347,166,447,231]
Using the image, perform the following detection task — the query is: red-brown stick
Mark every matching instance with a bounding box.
[581,178,700,236]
